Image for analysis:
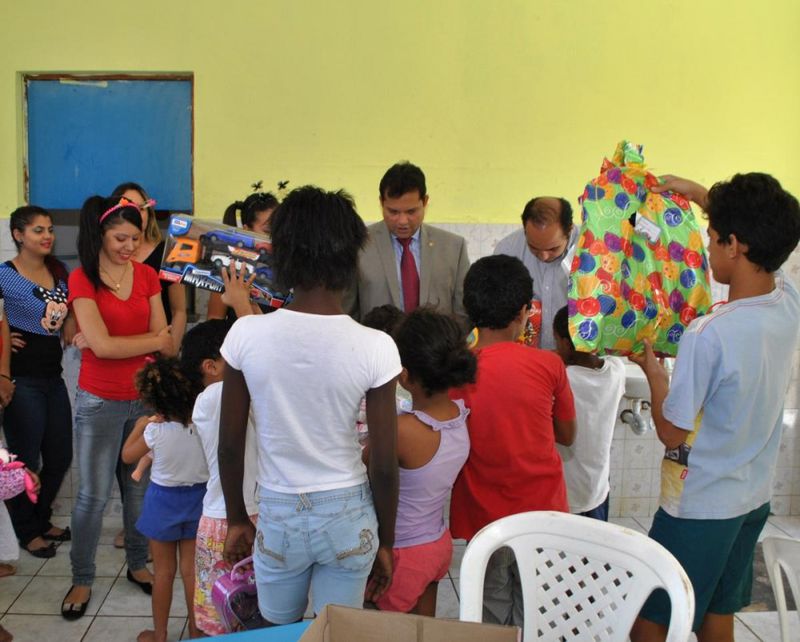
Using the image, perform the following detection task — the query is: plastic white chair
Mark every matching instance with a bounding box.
[459,511,694,641]
[762,536,800,642]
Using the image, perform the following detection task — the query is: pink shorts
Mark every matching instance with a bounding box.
[375,529,453,612]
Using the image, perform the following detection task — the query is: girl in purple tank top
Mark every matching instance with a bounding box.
[363,308,476,615]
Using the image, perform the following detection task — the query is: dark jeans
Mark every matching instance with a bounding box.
[3,375,73,547]
[579,493,610,522]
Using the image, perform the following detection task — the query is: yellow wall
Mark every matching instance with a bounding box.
[1,0,798,223]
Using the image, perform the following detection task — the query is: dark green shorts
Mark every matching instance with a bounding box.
[639,502,770,632]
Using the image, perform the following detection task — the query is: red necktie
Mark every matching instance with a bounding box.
[399,237,419,313]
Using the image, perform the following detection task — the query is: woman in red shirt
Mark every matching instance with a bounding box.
[61,195,173,620]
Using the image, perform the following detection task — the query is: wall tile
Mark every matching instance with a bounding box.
[620,497,650,517]
[622,469,652,498]
[624,437,654,470]
[772,468,793,496]
[608,496,622,518]
[770,496,790,516]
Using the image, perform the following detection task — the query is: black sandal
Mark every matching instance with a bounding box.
[25,542,56,559]
[43,526,71,542]
[127,568,153,595]
[61,586,91,621]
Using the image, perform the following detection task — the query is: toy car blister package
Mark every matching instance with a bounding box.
[567,141,712,357]
[159,215,291,309]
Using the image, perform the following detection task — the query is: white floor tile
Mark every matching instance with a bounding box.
[11,551,47,577]
[758,521,792,543]
[435,578,460,619]
[7,575,113,616]
[83,615,186,641]
[0,613,91,642]
[98,574,189,617]
[38,543,126,578]
[608,517,648,534]
[449,543,466,579]
[737,610,790,641]
[768,515,800,539]
[731,616,765,642]
[0,576,32,612]
[633,515,654,532]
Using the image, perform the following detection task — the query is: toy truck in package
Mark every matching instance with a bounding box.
[159,215,289,308]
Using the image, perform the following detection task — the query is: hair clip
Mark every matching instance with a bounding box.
[99,197,156,223]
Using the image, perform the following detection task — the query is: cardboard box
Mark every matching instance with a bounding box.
[299,605,520,642]
[159,214,291,309]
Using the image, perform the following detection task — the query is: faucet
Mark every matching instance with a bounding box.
[620,399,652,436]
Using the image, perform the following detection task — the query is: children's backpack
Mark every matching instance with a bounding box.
[568,141,712,356]
[212,555,266,632]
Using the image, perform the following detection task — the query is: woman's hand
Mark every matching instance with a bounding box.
[72,332,89,350]
[9,332,25,354]
[25,469,41,493]
[156,326,173,355]
[0,377,14,407]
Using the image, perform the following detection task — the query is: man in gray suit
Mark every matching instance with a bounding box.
[345,162,470,326]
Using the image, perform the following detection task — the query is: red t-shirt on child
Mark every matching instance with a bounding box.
[68,262,161,400]
[449,342,575,541]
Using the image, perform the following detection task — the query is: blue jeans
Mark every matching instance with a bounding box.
[70,388,150,585]
[579,493,610,522]
[3,376,72,547]
[254,482,378,624]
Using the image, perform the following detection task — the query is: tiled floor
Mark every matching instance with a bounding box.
[1,516,797,641]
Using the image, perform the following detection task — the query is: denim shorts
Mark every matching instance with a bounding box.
[253,482,378,624]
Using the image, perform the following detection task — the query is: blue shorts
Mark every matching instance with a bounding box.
[136,481,206,542]
[640,502,770,631]
[254,482,378,624]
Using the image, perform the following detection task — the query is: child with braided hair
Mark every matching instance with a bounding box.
[122,358,209,642]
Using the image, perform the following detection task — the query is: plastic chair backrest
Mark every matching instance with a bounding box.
[459,511,694,641]
[762,536,800,642]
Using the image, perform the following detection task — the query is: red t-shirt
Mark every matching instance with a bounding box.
[68,262,161,400]
[449,342,575,541]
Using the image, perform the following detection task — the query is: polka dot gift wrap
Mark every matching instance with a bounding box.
[567,141,712,357]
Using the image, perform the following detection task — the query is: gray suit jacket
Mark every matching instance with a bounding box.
[344,222,471,326]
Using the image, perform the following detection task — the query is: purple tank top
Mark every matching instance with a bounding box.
[394,399,470,548]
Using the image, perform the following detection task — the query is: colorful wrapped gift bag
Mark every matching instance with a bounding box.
[567,141,712,357]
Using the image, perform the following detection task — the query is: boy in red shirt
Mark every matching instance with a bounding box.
[451,254,576,629]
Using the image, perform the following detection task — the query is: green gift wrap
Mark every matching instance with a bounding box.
[567,141,712,357]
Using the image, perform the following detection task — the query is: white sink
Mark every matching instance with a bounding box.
[624,360,650,400]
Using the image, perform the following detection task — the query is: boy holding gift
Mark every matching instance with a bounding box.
[630,173,800,642]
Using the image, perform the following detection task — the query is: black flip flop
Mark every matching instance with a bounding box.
[61,586,91,621]
[127,568,153,595]
[43,526,71,542]
[25,542,56,559]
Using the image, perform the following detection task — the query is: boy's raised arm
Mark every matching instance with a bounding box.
[630,340,689,450]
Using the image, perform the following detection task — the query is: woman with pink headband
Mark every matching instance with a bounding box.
[61,195,174,621]
[108,182,187,551]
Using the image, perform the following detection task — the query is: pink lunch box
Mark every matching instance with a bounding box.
[211,556,265,632]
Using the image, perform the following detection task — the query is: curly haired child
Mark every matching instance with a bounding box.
[364,308,477,615]
[122,358,209,642]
